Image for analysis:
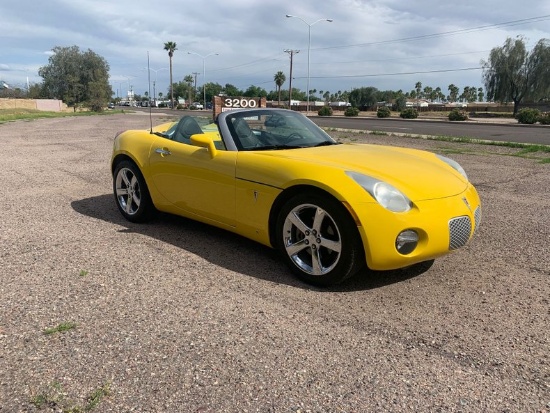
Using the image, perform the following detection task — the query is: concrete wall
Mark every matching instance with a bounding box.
[0,98,68,112]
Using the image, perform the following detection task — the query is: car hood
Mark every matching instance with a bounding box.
[245,143,469,201]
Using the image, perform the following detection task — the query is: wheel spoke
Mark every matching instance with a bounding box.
[116,186,129,197]
[285,239,309,256]
[319,237,341,253]
[129,175,138,191]
[125,196,134,214]
[288,211,310,234]
[312,207,326,233]
[311,248,323,275]
[121,169,132,187]
[131,192,141,208]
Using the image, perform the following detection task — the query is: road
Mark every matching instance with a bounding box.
[311,116,550,145]
[133,107,549,145]
[0,113,548,412]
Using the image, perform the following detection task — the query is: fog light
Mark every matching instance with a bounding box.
[396,230,418,255]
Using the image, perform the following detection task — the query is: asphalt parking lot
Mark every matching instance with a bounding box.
[0,112,548,412]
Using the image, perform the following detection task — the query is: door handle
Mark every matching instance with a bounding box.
[155,148,171,156]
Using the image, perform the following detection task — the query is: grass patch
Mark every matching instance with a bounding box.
[0,109,124,123]
[516,145,550,154]
[79,270,89,277]
[435,148,471,155]
[44,322,77,335]
[30,381,111,412]
[334,128,550,163]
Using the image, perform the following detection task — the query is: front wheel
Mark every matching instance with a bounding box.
[275,192,365,286]
[113,160,154,223]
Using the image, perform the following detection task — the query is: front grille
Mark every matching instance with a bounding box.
[449,216,472,250]
[473,206,482,235]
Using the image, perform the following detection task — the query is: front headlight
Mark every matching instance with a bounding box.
[436,155,468,180]
[346,172,412,213]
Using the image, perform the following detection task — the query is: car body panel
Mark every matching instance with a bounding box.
[111,109,481,273]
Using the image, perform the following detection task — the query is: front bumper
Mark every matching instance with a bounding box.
[352,184,481,270]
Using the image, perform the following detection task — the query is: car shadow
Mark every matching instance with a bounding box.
[71,194,428,292]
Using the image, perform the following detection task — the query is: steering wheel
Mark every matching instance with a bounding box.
[287,132,304,140]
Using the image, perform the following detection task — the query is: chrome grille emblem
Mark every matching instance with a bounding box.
[462,197,471,212]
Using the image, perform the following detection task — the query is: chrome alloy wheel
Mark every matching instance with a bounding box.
[282,203,342,276]
[115,167,142,216]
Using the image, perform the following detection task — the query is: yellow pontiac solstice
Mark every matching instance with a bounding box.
[111,108,481,286]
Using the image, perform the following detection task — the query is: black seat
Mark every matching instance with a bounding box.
[232,118,259,149]
[174,117,203,144]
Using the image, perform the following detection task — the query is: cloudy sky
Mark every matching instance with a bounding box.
[2,0,549,99]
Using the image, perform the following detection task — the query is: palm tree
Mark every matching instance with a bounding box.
[184,74,194,105]
[274,71,286,106]
[164,41,177,109]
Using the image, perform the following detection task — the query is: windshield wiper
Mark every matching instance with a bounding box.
[253,145,303,151]
[313,141,340,147]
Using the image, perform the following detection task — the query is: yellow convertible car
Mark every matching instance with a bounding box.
[111,108,481,286]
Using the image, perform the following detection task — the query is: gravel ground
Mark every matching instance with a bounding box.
[0,113,548,413]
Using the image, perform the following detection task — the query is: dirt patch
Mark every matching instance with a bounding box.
[0,113,548,412]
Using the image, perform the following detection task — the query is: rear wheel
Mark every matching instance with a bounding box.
[113,160,154,222]
[276,192,364,286]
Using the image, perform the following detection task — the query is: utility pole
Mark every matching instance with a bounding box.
[284,49,299,108]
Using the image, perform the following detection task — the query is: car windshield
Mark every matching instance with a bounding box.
[224,110,338,151]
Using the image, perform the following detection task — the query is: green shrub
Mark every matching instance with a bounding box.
[400,108,418,119]
[516,108,540,124]
[344,107,359,117]
[176,104,184,110]
[318,106,333,116]
[538,112,550,125]
[377,106,391,118]
[448,109,468,121]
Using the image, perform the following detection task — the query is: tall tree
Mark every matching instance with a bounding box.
[184,74,194,104]
[243,85,267,97]
[164,41,177,109]
[434,87,444,102]
[349,86,379,109]
[477,87,485,102]
[223,83,242,97]
[447,84,459,102]
[274,71,286,106]
[38,45,111,111]
[482,37,550,114]
[199,82,224,104]
[415,81,422,100]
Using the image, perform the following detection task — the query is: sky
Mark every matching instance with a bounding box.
[1,0,549,100]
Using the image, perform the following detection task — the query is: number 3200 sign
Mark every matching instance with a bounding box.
[223,98,258,108]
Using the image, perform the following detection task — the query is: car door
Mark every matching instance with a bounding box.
[148,137,237,227]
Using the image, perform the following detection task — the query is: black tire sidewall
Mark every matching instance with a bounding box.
[113,160,153,223]
[275,192,364,286]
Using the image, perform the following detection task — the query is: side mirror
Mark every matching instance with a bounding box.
[190,133,218,158]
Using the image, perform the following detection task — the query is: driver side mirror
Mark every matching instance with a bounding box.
[190,133,218,158]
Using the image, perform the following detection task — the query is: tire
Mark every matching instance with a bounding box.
[275,192,365,286]
[113,160,154,223]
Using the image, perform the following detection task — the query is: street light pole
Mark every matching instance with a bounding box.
[188,52,218,108]
[285,14,333,114]
[144,67,167,106]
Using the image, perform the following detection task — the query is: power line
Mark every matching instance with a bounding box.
[296,67,483,80]
[316,15,550,51]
